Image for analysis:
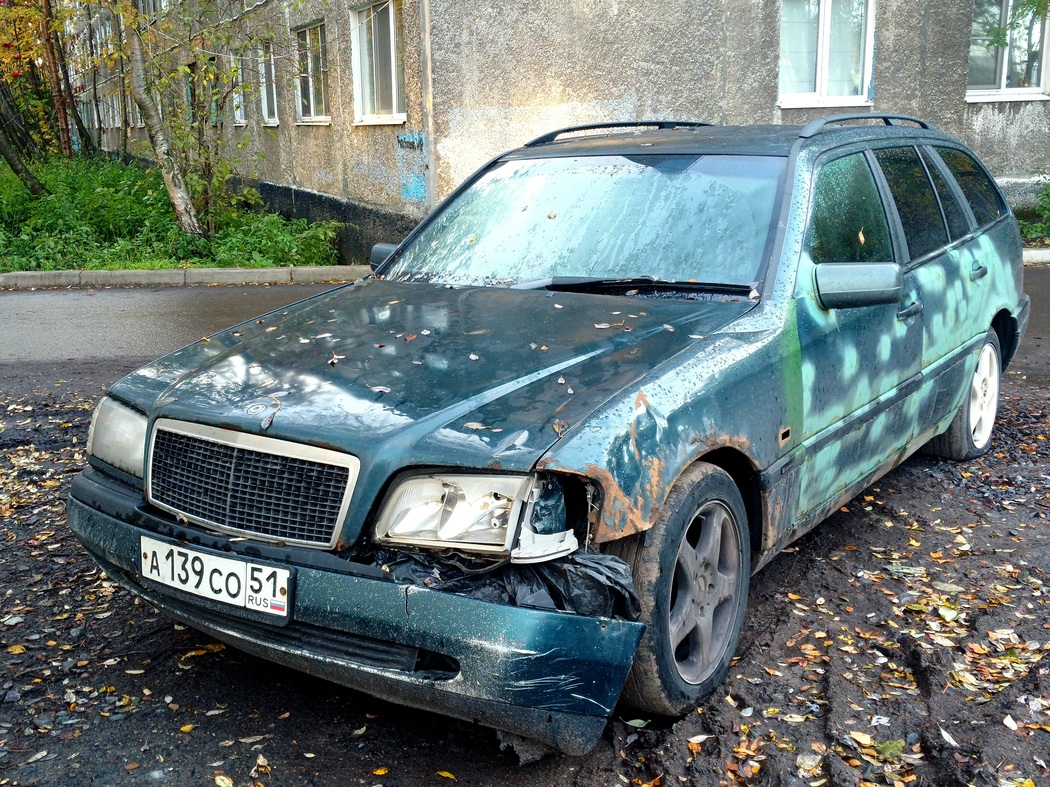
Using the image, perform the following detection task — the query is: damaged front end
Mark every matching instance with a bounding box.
[67,454,645,755]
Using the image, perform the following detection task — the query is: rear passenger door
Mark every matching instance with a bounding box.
[869,145,989,428]
[931,145,1010,334]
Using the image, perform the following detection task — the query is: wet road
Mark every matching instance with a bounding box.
[0,283,334,364]
[0,268,1046,386]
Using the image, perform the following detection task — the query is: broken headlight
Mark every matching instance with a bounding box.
[374,473,579,562]
[87,397,148,479]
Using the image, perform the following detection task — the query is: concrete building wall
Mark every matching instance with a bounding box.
[212,0,430,255]
[774,0,1049,203]
[426,0,782,199]
[88,0,1050,250]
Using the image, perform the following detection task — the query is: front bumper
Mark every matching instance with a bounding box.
[67,468,644,755]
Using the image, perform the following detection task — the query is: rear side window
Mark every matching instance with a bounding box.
[807,153,893,264]
[920,148,970,241]
[934,147,1006,227]
[873,146,947,261]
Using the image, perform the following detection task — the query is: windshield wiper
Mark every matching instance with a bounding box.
[510,275,754,296]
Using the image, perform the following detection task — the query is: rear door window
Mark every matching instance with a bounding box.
[934,147,1007,227]
[921,148,971,241]
[873,146,947,261]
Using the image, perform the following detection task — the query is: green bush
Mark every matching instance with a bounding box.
[1017,182,1050,245]
[0,157,342,273]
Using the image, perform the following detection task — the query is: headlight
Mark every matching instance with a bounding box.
[375,474,530,553]
[374,473,579,562]
[87,397,148,479]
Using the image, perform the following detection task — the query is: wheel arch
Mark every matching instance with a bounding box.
[688,447,763,562]
[991,308,1016,369]
[991,308,1017,369]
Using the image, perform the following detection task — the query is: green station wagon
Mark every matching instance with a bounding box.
[68,114,1030,754]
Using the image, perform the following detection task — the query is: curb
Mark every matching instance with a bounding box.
[0,265,371,290]
[1,252,1048,290]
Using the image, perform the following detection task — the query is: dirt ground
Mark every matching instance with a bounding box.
[1,369,1047,787]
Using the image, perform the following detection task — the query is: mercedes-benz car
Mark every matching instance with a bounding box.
[67,114,1030,754]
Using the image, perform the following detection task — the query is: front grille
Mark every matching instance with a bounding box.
[147,420,359,548]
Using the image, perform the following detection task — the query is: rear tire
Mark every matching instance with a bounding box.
[925,329,1001,461]
[608,463,750,717]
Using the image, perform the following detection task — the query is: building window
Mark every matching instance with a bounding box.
[296,23,329,121]
[232,56,247,125]
[778,0,875,107]
[350,0,406,123]
[259,43,278,125]
[136,0,168,16]
[127,94,145,128]
[967,0,1048,97]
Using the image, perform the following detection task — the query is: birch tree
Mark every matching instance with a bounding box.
[71,0,276,236]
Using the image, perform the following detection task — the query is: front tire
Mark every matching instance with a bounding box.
[925,329,1001,460]
[610,463,750,717]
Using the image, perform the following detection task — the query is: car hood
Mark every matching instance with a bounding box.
[112,278,754,529]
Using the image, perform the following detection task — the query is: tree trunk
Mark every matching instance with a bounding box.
[85,4,102,150]
[55,28,97,155]
[115,16,128,158]
[0,123,50,196]
[39,0,74,158]
[125,23,205,237]
[0,81,42,160]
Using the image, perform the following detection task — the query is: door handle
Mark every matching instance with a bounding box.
[896,301,923,320]
[970,262,988,281]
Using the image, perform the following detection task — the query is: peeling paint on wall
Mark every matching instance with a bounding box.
[397,132,427,204]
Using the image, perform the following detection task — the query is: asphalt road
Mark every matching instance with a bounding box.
[0,283,335,364]
[1,268,1046,391]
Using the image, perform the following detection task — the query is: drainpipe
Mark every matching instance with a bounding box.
[419,0,436,212]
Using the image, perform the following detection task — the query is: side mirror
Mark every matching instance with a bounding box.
[815,262,903,310]
[370,242,399,271]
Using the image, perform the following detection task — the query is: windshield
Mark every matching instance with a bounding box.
[382,154,785,288]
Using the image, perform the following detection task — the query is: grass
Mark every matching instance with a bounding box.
[1016,182,1050,248]
[0,157,342,273]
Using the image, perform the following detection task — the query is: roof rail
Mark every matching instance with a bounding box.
[798,113,934,139]
[524,121,713,147]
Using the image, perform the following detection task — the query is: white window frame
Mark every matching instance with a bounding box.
[966,0,1050,102]
[778,0,876,109]
[137,0,169,15]
[295,22,330,123]
[127,93,145,128]
[259,43,279,125]
[231,55,247,125]
[350,0,407,125]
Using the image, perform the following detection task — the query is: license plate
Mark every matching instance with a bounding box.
[140,536,292,618]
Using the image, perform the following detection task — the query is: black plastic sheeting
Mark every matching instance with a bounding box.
[362,548,641,622]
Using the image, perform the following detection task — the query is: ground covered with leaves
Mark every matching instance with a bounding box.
[1,374,1047,787]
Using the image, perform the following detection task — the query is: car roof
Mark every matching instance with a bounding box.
[501,115,958,160]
